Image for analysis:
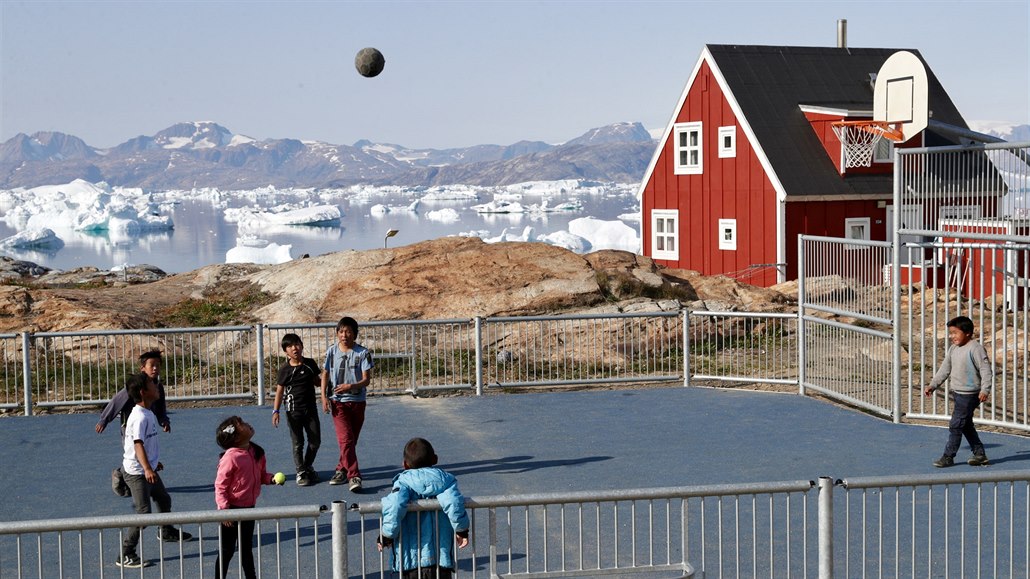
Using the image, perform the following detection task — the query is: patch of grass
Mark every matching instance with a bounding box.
[157,281,274,328]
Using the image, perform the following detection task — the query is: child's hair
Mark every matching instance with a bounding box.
[127,374,147,403]
[404,437,438,469]
[215,416,264,459]
[281,333,303,351]
[336,316,359,336]
[947,316,975,335]
[139,350,162,366]
[216,416,243,450]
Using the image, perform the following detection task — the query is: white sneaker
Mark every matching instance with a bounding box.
[348,476,362,492]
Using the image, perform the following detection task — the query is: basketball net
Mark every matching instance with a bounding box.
[831,121,904,168]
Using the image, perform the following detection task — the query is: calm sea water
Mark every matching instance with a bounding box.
[0,192,640,274]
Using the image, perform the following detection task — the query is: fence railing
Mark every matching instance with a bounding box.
[0,505,329,578]
[4,470,1027,578]
[1,310,801,416]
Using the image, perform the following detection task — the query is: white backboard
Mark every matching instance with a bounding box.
[873,51,928,142]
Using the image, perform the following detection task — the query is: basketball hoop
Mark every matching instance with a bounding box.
[831,120,904,168]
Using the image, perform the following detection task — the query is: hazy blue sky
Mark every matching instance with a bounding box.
[1,0,1027,149]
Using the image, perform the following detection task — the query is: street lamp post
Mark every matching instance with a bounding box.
[384,228,399,248]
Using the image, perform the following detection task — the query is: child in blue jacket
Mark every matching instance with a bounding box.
[377,438,469,579]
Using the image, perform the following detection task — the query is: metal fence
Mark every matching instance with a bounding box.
[0,505,329,578]
[798,236,896,419]
[894,142,1030,432]
[1,310,801,416]
[6,471,1027,578]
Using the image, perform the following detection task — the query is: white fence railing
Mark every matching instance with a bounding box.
[3,471,1028,578]
[1,311,800,415]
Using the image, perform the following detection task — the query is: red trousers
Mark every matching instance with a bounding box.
[330,400,365,477]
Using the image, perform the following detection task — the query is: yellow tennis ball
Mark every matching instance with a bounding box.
[273,472,286,485]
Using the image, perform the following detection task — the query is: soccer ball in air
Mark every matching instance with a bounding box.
[354,47,385,78]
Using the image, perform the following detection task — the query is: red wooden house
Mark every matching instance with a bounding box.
[637,44,971,286]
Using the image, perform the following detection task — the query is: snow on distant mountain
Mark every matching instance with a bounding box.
[968,121,1030,142]
[0,122,655,189]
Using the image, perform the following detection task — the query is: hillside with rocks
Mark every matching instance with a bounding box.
[0,237,793,333]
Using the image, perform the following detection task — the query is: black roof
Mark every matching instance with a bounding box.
[706,45,969,198]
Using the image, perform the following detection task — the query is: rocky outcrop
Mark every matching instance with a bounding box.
[0,238,801,333]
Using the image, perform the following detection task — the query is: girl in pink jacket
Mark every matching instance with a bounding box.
[214,416,283,578]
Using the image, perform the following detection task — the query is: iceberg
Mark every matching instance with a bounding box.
[0,227,64,250]
[225,237,293,265]
[425,208,461,223]
[568,217,639,252]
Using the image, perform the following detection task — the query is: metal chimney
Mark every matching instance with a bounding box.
[837,19,847,49]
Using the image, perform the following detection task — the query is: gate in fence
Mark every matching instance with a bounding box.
[798,235,896,420]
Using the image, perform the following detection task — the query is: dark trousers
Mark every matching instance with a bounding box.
[286,409,320,473]
[330,401,365,477]
[402,567,454,579]
[215,509,256,579]
[945,392,985,457]
[121,471,175,556]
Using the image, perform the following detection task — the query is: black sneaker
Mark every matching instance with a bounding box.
[116,554,144,568]
[933,455,955,468]
[307,469,320,484]
[111,468,130,498]
[297,471,311,487]
[967,453,990,466]
[329,470,347,485]
[160,528,194,542]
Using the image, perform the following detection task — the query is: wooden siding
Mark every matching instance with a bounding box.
[641,61,780,287]
[784,200,887,280]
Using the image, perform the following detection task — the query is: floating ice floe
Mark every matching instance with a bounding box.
[225,237,293,264]
[419,185,480,201]
[569,217,638,252]
[425,208,461,223]
[0,180,174,234]
[224,204,341,228]
[369,200,420,216]
[0,228,64,250]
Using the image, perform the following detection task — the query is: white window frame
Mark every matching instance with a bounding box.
[939,205,982,220]
[873,138,895,163]
[673,122,703,175]
[717,126,736,158]
[718,218,737,250]
[844,217,871,247]
[651,209,679,260]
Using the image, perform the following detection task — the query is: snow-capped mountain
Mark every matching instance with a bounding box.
[0,122,655,189]
[968,121,1030,143]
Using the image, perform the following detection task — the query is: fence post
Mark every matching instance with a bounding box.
[332,500,348,579]
[797,236,807,396]
[474,316,483,396]
[255,324,265,406]
[891,155,903,424]
[21,331,32,416]
[817,476,834,579]
[682,309,690,388]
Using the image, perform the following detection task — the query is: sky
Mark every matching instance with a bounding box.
[1,0,1028,150]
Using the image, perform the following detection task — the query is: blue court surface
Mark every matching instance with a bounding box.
[2,385,1029,523]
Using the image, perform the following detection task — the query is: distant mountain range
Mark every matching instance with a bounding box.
[3,120,1025,191]
[0,121,656,190]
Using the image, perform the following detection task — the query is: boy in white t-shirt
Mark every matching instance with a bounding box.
[117,375,193,568]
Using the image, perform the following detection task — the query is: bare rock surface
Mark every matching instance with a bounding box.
[0,238,797,332]
[250,237,604,322]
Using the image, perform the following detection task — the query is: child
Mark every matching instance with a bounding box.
[117,374,192,569]
[272,333,322,486]
[320,316,374,491]
[377,438,470,579]
[214,416,285,579]
[97,350,171,498]
[924,315,992,467]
